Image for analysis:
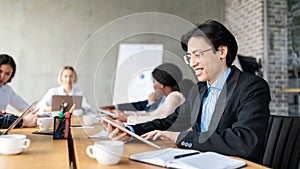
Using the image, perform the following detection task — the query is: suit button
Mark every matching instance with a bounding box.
[181,141,185,146]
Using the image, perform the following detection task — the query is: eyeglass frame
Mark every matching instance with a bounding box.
[183,48,213,65]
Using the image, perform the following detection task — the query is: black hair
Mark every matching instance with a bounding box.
[181,20,238,66]
[152,63,183,91]
[0,54,16,83]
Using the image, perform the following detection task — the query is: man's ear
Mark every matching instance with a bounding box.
[218,45,228,59]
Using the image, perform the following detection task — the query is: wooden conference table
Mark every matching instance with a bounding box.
[0,128,69,169]
[71,117,270,169]
[0,117,269,169]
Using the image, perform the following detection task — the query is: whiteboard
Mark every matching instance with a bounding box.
[113,44,163,104]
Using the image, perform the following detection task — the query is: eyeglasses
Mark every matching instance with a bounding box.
[183,48,213,65]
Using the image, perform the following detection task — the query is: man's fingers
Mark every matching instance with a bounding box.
[153,131,162,140]
[142,131,156,140]
[113,132,127,141]
[106,123,113,134]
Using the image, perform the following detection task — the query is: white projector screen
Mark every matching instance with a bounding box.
[113,44,163,104]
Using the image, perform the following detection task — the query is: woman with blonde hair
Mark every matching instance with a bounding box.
[37,66,91,114]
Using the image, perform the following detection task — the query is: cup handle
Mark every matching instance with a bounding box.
[22,139,31,148]
[86,145,96,158]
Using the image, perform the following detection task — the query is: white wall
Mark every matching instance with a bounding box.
[0,0,224,111]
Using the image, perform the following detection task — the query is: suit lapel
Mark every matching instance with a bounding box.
[197,67,241,142]
[208,66,240,132]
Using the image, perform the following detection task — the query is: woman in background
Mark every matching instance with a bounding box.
[0,54,37,128]
[125,79,194,124]
[109,63,194,124]
[37,66,91,114]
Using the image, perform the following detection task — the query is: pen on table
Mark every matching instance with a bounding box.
[70,125,96,129]
[174,152,200,159]
[68,104,76,114]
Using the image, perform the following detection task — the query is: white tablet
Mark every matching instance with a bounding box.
[102,117,161,149]
[97,108,117,117]
[1,101,38,135]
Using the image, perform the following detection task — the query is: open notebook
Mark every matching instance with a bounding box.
[1,101,38,135]
[130,148,246,169]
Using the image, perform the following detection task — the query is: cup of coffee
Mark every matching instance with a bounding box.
[37,117,53,132]
[82,114,98,126]
[86,140,124,165]
[0,134,30,155]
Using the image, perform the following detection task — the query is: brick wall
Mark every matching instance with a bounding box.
[267,0,288,115]
[224,0,264,61]
[224,0,289,115]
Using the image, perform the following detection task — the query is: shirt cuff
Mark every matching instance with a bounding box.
[145,102,155,111]
[114,104,119,110]
[125,125,135,134]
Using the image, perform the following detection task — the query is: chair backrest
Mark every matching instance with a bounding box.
[263,115,300,169]
[237,55,262,76]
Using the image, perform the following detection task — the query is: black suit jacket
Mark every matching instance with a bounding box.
[132,66,271,163]
[117,98,162,112]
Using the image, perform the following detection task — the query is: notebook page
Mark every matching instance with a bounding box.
[167,151,246,169]
[130,148,199,167]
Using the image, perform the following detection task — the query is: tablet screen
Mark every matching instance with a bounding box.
[102,117,161,149]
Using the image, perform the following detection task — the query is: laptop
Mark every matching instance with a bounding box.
[51,95,82,111]
[1,101,38,135]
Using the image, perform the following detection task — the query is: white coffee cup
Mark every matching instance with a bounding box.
[82,114,98,126]
[86,140,124,165]
[0,134,30,155]
[73,109,83,116]
[51,111,60,117]
[37,117,53,132]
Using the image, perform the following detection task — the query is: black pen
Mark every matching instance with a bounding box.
[174,152,200,159]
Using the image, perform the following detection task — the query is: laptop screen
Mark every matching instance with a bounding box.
[51,95,82,111]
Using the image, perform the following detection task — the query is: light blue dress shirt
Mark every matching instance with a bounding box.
[199,68,231,132]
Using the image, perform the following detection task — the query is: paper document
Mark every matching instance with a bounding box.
[130,148,246,169]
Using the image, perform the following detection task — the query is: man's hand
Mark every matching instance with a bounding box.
[101,117,130,142]
[141,130,179,142]
[22,109,38,127]
[111,109,128,122]
[100,105,116,110]
[43,106,52,112]
[0,110,6,115]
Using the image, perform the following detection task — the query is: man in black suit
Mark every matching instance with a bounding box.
[102,20,271,163]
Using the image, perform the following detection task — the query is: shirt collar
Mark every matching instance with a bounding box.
[58,85,74,95]
[206,67,231,91]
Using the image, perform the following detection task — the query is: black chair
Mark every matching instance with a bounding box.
[237,55,262,76]
[263,115,300,169]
